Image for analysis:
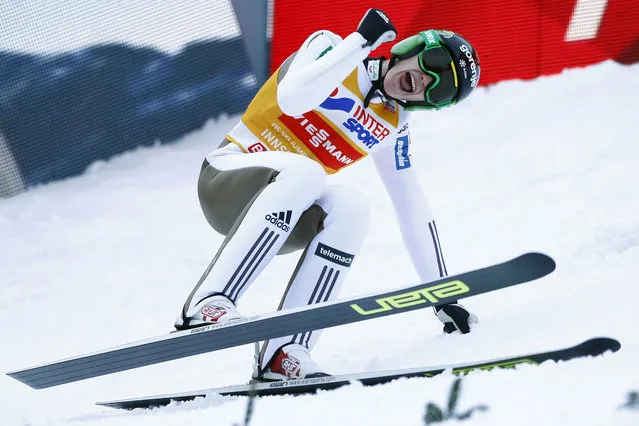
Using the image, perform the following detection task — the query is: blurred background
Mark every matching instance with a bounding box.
[0,0,637,198]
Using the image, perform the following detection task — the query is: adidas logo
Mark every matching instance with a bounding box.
[265,210,292,232]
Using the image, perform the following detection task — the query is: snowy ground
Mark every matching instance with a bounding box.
[1,60,638,425]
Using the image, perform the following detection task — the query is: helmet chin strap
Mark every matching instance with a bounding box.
[363,56,409,108]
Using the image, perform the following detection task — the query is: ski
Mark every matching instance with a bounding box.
[7,252,555,390]
[96,337,620,409]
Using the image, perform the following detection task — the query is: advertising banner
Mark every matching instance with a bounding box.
[271,0,638,85]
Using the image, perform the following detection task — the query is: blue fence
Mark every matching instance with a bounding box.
[0,37,258,194]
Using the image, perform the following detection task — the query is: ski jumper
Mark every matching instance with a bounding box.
[180,30,448,366]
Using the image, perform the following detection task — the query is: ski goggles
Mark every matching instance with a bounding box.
[390,30,459,110]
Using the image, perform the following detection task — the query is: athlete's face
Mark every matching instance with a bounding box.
[383,55,434,102]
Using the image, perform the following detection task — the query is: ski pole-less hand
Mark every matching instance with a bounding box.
[356,8,397,50]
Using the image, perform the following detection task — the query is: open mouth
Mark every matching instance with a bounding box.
[399,72,415,93]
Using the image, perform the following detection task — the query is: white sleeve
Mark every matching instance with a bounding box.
[276,30,372,117]
[371,123,448,283]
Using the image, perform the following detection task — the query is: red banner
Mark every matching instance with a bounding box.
[272,0,639,85]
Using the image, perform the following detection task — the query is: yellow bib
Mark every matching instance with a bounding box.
[227,66,400,174]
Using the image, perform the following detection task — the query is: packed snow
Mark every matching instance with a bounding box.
[1,60,638,425]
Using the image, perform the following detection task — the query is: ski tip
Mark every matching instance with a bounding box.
[95,401,116,409]
[96,394,204,410]
[519,252,556,272]
[578,337,621,355]
[95,399,158,410]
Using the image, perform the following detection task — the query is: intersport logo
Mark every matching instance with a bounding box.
[320,88,391,149]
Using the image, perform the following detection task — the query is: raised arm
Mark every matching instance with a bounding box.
[277,9,397,116]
